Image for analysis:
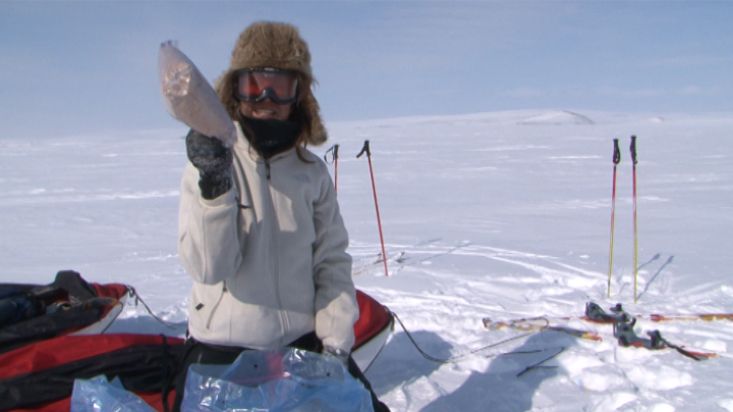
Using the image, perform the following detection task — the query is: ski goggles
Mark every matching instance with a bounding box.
[235,68,299,105]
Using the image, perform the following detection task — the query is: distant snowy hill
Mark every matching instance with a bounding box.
[517,110,595,125]
[1,110,732,411]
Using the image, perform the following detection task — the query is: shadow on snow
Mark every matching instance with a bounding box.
[370,329,584,412]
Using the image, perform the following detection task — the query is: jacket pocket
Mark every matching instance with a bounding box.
[190,282,227,332]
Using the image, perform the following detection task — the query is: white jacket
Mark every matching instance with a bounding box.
[178,124,357,352]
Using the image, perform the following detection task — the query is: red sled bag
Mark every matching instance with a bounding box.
[0,333,185,412]
[352,290,394,372]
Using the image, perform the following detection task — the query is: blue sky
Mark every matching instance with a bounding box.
[1,1,732,139]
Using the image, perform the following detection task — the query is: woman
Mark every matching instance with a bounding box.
[175,21,389,411]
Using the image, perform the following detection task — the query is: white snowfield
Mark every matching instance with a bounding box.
[1,110,732,411]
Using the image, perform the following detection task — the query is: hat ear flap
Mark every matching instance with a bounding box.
[299,91,327,146]
[215,72,240,119]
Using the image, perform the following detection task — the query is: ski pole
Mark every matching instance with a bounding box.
[630,135,639,302]
[607,138,621,297]
[357,140,389,277]
[324,144,340,193]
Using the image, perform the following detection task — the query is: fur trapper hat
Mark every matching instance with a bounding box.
[216,21,327,146]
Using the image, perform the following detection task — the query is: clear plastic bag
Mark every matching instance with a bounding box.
[181,348,373,412]
[158,41,237,148]
[70,375,156,412]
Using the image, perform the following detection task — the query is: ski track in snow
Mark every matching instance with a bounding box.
[0,189,180,206]
[2,110,733,411]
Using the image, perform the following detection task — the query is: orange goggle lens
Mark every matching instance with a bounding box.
[236,69,298,105]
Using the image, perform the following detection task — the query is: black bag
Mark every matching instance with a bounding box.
[0,270,129,354]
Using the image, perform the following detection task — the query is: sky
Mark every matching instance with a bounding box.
[1,1,732,139]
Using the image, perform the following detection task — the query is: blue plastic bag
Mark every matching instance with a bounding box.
[181,348,373,412]
[70,375,156,412]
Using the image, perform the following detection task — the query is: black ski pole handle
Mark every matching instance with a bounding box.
[613,138,621,165]
[630,135,638,165]
[357,140,371,159]
[324,144,339,163]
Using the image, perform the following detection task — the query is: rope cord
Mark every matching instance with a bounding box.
[391,311,546,364]
[128,287,179,329]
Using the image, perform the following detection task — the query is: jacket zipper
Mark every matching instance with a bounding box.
[273,215,287,335]
[206,282,227,330]
[264,165,288,338]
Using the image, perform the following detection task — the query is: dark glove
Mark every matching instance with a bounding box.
[186,129,233,199]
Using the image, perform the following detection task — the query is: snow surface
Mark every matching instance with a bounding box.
[2,109,733,411]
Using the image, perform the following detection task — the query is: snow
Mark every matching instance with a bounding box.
[2,109,733,411]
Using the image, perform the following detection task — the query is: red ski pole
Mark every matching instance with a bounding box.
[607,138,621,297]
[630,135,639,302]
[324,144,340,193]
[357,140,389,277]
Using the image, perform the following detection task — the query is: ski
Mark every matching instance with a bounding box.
[482,303,628,331]
[376,250,406,265]
[647,313,733,322]
[352,251,406,276]
[591,303,718,360]
[612,318,717,360]
[491,302,733,326]
[589,302,733,324]
[484,302,721,360]
[482,317,602,341]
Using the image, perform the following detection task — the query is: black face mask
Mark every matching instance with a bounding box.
[238,115,301,159]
